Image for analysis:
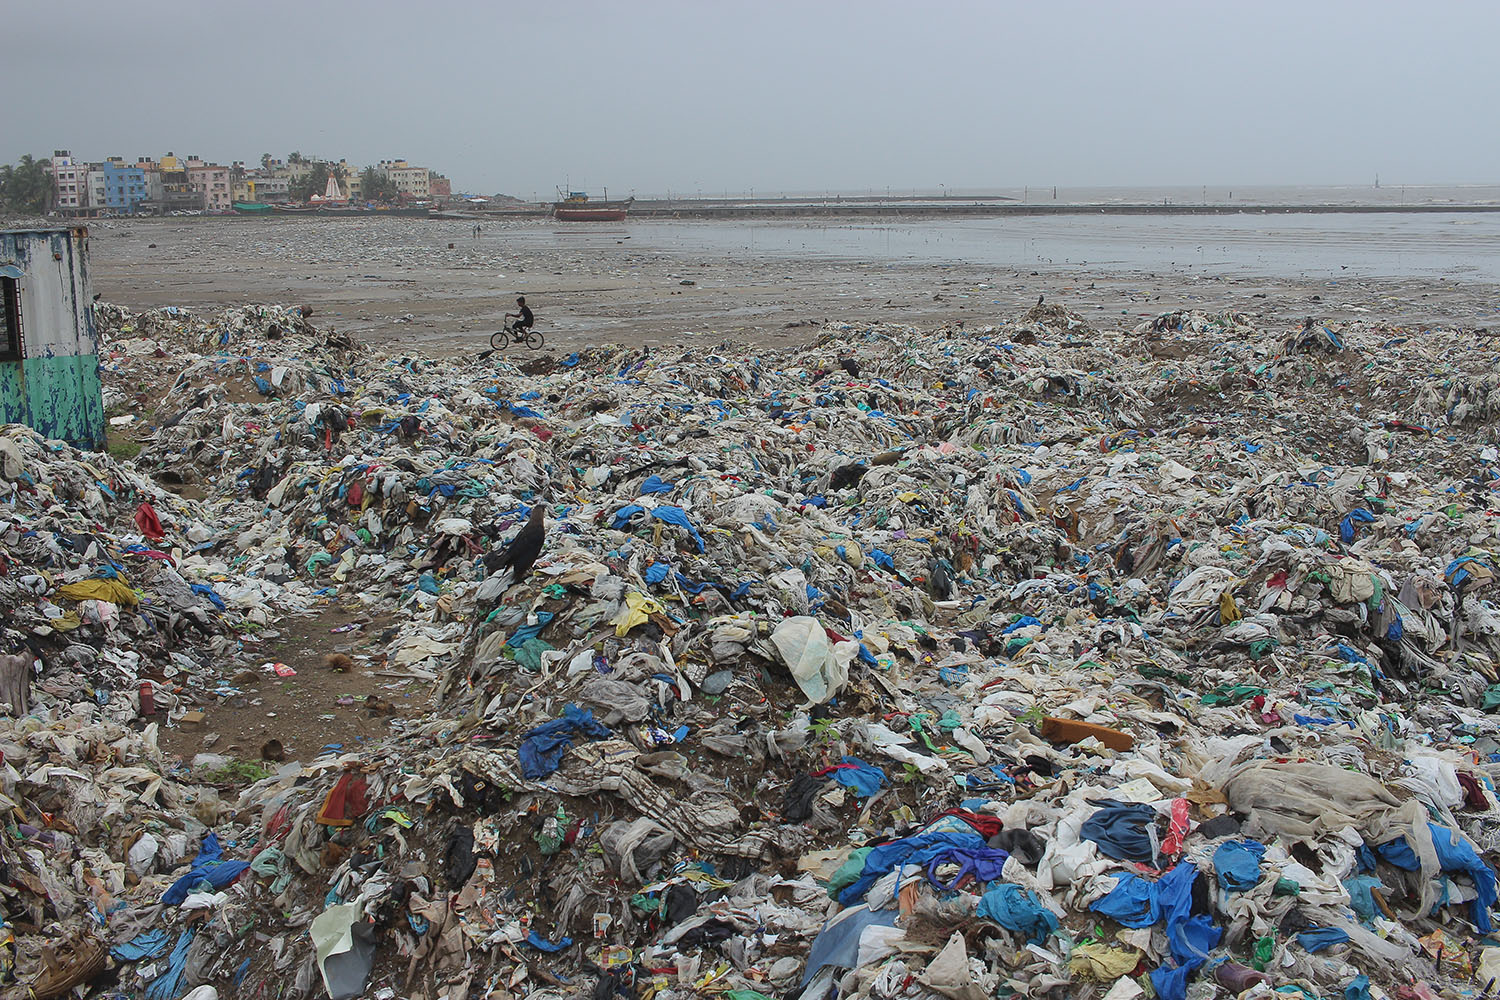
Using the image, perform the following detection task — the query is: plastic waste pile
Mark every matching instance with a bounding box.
[6,300,1500,1000]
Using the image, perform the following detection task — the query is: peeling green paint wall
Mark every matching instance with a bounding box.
[0,356,105,448]
[0,228,106,450]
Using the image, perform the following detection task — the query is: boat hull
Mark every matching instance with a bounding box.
[553,207,629,222]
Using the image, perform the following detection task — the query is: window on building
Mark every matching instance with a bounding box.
[0,277,22,362]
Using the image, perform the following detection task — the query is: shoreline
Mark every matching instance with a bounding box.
[82,214,1500,356]
[71,202,1500,223]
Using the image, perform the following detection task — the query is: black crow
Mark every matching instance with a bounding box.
[839,357,860,379]
[485,503,548,585]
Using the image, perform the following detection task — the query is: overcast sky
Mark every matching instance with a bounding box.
[8,0,1498,197]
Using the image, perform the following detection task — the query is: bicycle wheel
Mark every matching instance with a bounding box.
[489,330,510,351]
[525,330,546,350]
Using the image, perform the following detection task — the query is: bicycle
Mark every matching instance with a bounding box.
[490,322,545,352]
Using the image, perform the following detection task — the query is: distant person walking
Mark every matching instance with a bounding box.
[505,296,534,341]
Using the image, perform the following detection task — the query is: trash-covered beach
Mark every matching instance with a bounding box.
[7,295,1500,1000]
[82,214,1500,353]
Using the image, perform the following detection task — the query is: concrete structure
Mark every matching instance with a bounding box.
[48,151,91,214]
[102,160,148,213]
[0,228,106,450]
[87,171,108,213]
[148,154,204,213]
[429,175,452,200]
[379,160,430,199]
[247,173,290,202]
[136,162,165,207]
[186,159,232,211]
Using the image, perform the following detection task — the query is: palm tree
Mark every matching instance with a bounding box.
[1,155,52,213]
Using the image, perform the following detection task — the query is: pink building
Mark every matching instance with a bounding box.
[186,159,232,211]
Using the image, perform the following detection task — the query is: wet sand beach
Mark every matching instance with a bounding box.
[85,214,1500,353]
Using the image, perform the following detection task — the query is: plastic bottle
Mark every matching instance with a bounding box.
[1214,962,1271,992]
[537,805,566,856]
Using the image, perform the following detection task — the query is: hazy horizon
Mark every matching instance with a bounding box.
[8,0,1499,197]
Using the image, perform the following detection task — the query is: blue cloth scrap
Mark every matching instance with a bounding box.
[1214,840,1266,893]
[1343,874,1384,923]
[926,846,1010,890]
[1152,912,1222,1000]
[644,562,670,584]
[673,572,715,594]
[1092,865,1186,928]
[525,930,573,952]
[144,928,197,1000]
[1340,508,1377,543]
[611,504,647,529]
[190,583,227,610]
[1092,863,1218,1000]
[111,928,174,962]
[977,884,1058,943]
[1079,800,1158,862]
[649,505,707,553]
[827,756,886,798]
[640,475,676,494]
[518,704,612,779]
[1334,644,1369,664]
[800,906,899,988]
[839,830,989,905]
[1296,926,1350,953]
[1345,974,1372,1000]
[1375,837,1420,871]
[504,612,554,649]
[160,833,250,905]
[1428,822,1499,933]
[1447,555,1495,589]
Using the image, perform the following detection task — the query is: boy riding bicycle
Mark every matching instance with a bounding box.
[504,296,534,341]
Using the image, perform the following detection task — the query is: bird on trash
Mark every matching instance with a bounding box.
[839,356,861,379]
[1036,294,1045,307]
[928,558,955,601]
[485,501,549,585]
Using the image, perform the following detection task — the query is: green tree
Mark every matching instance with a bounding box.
[359,166,398,203]
[288,151,305,166]
[0,155,52,214]
[290,161,329,201]
[260,152,273,170]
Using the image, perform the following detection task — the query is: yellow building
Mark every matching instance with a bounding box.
[378,159,431,199]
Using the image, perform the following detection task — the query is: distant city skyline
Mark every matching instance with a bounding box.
[6,0,1500,196]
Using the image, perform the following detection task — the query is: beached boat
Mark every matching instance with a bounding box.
[233,202,272,215]
[552,191,633,222]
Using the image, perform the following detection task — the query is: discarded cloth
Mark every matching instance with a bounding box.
[1079,800,1157,862]
[1213,840,1266,893]
[812,757,887,798]
[518,703,612,779]
[976,883,1058,944]
[160,834,250,905]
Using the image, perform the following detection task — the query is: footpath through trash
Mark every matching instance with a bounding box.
[6,300,1500,1000]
